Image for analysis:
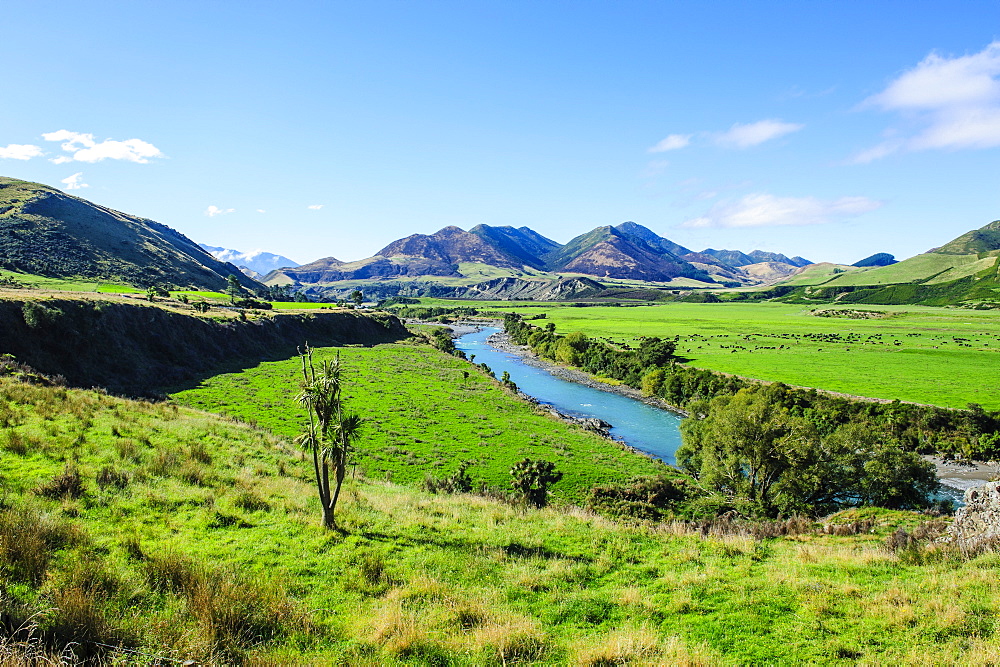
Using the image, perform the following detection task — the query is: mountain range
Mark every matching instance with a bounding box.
[265,221,813,289]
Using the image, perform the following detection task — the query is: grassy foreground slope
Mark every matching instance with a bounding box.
[169,342,665,503]
[6,375,1000,664]
[515,302,1000,409]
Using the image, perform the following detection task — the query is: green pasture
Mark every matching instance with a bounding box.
[0,269,142,293]
[501,302,1000,409]
[4,376,1000,663]
[268,301,331,309]
[169,343,665,503]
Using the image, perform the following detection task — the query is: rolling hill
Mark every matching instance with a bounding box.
[0,176,260,291]
[768,220,1000,306]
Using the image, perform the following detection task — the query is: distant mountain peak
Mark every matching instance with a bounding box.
[199,244,299,275]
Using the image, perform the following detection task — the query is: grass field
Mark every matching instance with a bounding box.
[464,301,1000,410]
[5,375,1000,663]
[169,342,666,503]
[0,269,143,293]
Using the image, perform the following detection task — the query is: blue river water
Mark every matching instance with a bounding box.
[455,326,966,506]
[455,327,684,464]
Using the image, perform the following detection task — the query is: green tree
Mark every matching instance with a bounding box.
[225,274,243,304]
[296,347,363,529]
[351,289,364,307]
[510,458,562,508]
[678,387,937,517]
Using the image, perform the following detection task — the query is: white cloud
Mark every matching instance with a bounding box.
[680,193,882,229]
[205,205,235,217]
[256,209,266,214]
[647,134,691,153]
[856,42,1000,159]
[0,144,43,160]
[42,129,164,163]
[307,204,324,210]
[713,119,804,149]
[849,140,904,164]
[60,172,89,190]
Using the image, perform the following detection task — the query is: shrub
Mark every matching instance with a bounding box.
[0,505,86,585]
[423,463,473,494]
[35,465,86,500]
[233,490,270,513]
[96,465,129,490]
[510,459,562,509]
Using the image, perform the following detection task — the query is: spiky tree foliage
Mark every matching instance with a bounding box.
[296,346,362,529]
[510,458,562,508]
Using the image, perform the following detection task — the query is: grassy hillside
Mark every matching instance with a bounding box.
[820,252,993,287]
[4,373,1000,664]
[493,302,1000,409]
[0,177,259,292]
[169,343,665,503]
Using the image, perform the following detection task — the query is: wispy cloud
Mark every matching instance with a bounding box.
[680,193,882,229]
[205,205,235,217]
[647,134,691,153]
[648,119,803,155]
[852,41,1000,162]
[0,144,43,160]
[42,130,164,164]
[60,172,89,190]
[256,209,266,214]
[712,119,804,149]
[307,204,324,210]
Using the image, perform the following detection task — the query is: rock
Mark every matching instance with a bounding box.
[946,481,1000,549]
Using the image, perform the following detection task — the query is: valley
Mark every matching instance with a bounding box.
[3,176,1000,662]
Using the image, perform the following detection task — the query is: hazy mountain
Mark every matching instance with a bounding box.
[700,248,811,269]
[852,253,897,267]
[701,248,756,267]
[0,176,259,291]
[747,250,812,267]
[199,244,299,276]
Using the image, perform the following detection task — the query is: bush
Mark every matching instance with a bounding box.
[588,475,701,520]
[35,465,86,500]
[96,465,129,490]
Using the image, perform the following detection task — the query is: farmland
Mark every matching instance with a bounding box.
[416,300,1000,410]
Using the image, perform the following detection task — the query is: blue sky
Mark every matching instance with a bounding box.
[2,1,999,265]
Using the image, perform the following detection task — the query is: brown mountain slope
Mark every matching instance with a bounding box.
[376,226,525,268]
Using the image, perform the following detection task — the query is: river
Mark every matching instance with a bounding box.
[454,325,967,506]
[454,326,684,464]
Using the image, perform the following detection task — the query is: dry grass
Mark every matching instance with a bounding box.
[569,627,722,666]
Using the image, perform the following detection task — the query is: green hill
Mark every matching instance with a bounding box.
[932,219,1000,255]
[769,220,1000,307]
[0,176,260,291]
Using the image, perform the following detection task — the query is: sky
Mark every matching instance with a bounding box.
[2,1,1000,266]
